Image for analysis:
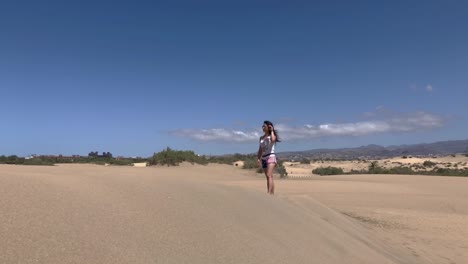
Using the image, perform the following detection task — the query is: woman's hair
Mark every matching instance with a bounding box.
[264,120,281,142]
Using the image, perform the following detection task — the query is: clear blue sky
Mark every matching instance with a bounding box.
[1,0,467,157]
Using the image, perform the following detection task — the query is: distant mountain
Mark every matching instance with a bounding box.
[277,139,468,160]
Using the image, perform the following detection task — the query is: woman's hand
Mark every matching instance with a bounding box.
[269,125,277,142]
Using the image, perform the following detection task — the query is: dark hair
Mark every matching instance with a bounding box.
[264,120,281,142]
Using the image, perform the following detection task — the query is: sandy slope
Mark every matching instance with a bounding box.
[229,173,468,264]
[1,164,463,263]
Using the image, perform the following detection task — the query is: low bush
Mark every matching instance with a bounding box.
[148,147,208,166]
[22,158,54,166]
[242,158,258,169]
[312,166,345,175]
[275,161,288,178]
[423,160,436,167]
[431,168,468,177]
[388,166,414,174]
[0,155,24,164]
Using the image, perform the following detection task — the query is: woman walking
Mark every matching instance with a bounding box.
[257,120,280,195]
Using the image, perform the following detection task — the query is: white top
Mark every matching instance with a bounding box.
[260,135,275,157]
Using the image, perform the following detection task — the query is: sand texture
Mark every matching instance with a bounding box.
[1,163,466,263]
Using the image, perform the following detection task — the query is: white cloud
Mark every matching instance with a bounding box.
[170,129,261,143]
[426,84,433,92]
[169,111,446,143]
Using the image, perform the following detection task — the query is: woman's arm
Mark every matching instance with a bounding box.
[257,143,262,166]
[269,125,277,142]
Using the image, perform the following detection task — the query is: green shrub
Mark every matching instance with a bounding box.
[91,160,107,165]
[22,158,54,166]
[432,168,468,176]
[368,161,392,174]
[0,155,24,164]
[423,160,436,167]
[312,166,344,175]
[411,164,424,170]
[349,169,367,174]
[368,166,386,174]
[209,153,257,165]
[368,161,379,171]
[275,162,288,178]
[388,167,414,174]
[148,147,208,166]
[242,158,258,169]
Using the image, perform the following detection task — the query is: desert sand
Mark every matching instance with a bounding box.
[1,163,467,263]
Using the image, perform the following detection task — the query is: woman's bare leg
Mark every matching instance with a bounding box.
[266,163,275,194]
[263,168,270,193]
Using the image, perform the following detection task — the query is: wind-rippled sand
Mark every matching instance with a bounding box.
[1,164,466,263]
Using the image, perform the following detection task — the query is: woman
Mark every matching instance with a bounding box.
[257,120,280,195]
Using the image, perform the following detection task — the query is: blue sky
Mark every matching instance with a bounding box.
[1,1,467,157]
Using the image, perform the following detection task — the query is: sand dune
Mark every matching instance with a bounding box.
[1,164,465,263]
[284,154,468,177]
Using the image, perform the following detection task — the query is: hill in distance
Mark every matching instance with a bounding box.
[277,139,468,160]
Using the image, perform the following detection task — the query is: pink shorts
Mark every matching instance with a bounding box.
[261,155,277,168]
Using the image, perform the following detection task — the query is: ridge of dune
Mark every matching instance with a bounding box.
[1,164,424,264]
